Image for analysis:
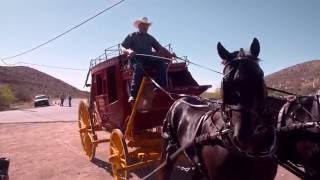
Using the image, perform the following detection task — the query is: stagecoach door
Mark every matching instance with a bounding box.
[94,63,125,130]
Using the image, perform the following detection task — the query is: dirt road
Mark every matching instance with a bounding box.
[0,100,300,180]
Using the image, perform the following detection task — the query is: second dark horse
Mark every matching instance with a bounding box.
[160,38,278,180]
[266,95,320,180]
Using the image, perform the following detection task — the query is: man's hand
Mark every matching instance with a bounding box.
[128,51,136,57]
[122,48,135,57]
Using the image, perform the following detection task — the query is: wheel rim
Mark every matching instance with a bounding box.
[78,101,95,160]
[110,129,128,180]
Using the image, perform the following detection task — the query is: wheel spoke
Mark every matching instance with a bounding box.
[110,129,128,179]
[120,158,126,164]
[78,101,96,160]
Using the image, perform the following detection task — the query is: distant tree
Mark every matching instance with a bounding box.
[201,88,221,100]
[0,85,16,110]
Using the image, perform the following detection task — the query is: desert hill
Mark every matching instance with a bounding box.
[0,66,88,101]
[202,60,320,99]
[265,60,320,95]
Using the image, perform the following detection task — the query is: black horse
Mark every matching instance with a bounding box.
[267,95,320,180]
[160,38,278,180]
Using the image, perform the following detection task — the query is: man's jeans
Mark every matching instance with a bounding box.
[130,57,167,98]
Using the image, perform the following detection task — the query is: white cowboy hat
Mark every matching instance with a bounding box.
[133,17,152,28]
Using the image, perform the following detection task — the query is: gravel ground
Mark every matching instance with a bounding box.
[0,100,300,180]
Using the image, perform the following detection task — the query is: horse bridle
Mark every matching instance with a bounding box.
[220,103,277,158]
[221,58,263,124]
[221,58,277,158]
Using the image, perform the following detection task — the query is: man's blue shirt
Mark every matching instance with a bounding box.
[121,32,161,55]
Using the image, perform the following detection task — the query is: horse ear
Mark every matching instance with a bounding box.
[217,42,232,61]
[250,38,260,58]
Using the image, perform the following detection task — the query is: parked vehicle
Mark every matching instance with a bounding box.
[34,95,50,107]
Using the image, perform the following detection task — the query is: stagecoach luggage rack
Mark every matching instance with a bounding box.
[89,44,123,68]
[89,43,175,69]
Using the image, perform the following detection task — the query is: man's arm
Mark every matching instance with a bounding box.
[121,34,135,56]
[152,37,175,59]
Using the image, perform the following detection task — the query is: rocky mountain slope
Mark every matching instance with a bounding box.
[0,66,88,101]
[265,60,320,95]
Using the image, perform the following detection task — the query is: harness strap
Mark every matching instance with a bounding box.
[134,62,221,109]
[141,127,229,180]
[148,72,220,108]
[185,110,218,170]
[141,108,226,180]
[278,122,319,132]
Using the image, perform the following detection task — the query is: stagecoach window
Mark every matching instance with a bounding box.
[107,66,117,103]
[96,75,103,95]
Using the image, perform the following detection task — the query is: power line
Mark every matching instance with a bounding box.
[1,58,86,71]
[0,0,125,61]
[1,56,87,71]
[11,61,87,71]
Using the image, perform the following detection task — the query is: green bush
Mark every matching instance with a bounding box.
[0,85,17,109]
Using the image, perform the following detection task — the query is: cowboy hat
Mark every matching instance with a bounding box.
[133,17,152,28]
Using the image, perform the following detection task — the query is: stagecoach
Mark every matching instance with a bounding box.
[77,44,211,179]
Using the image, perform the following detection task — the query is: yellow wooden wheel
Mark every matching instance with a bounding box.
[109,129,129,180]
[78,100,96,160]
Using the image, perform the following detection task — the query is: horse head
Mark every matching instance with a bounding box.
[217,38,275,156]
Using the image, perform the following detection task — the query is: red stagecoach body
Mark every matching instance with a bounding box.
[88,46,211,133]
[79,45,211,179]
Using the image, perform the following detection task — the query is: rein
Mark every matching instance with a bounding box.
[225,127,278,158]
[134,53,300,99]
[135,64,219,108]
[135,53,224,75]
[278,121,320,132]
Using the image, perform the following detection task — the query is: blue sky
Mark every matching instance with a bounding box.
[1,0,319,91]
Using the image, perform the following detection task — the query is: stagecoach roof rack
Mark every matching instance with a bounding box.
[89,44,123,69]
[89,43,187,70]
